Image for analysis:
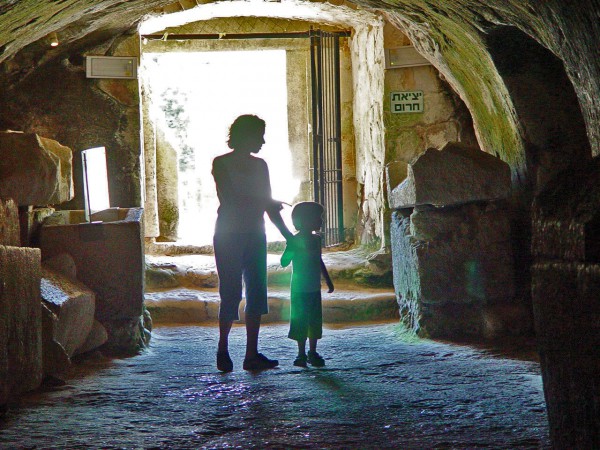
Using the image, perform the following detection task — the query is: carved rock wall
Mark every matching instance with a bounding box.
[532,159,600,447]
[0,132,73,207]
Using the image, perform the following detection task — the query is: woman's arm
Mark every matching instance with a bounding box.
[266,204,293,241]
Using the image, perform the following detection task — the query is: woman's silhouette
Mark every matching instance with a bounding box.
[212,114,292,372]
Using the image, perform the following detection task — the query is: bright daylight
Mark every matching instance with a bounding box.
[142,49,299,244]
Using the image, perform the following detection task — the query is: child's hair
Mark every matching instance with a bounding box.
[291,201,324,231]
[227,114,265,149]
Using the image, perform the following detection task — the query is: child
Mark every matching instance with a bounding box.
[281,202,334,367]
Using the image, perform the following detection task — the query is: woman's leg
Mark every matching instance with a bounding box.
[218,319,233,353]
[298,339,307,356]
[244,312,261,359]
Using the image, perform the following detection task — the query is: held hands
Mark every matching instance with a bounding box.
[269,199,291,212]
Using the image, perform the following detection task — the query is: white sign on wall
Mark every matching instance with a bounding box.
[391,91,424,114]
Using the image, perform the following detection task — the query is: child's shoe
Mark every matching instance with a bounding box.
[293,354,308,367]
[307,350,325,367]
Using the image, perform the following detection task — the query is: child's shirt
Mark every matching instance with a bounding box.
[282,233,322,294]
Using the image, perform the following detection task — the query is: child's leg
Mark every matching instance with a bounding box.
[309,337,318,353]
[297,339,307,356]
[294,339,308,367]
[307,337,325,367]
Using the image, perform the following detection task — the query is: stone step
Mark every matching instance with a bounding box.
[145,248,393,291]
[145,287,399,325]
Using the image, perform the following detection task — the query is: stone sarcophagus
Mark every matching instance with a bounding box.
[387,142,525,339]
[40,207,149,355]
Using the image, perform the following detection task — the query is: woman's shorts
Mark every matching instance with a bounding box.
[214,232,268,321]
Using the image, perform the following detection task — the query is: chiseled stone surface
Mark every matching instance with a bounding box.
[391,204,517,339]
[75,320,109,356]
[0,324,549,448]
[0,245,42,406]
[41,303,71,378]
[41,267,96,358]
[388,143,511,209]
[0,199,19,246]
[0,132,73,206]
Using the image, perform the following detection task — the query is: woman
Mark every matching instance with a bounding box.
[212,114,292,372]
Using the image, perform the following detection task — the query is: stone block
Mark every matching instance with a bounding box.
[0,199,19,246]
[43,252,77,280]
[385,161,408,208]
[391,202,515,339]
[41,303,71,377]
[40,208,146,355]
[0,245,42,406]
[75,320,108,356]
[41,266,96,358]
[532,158,600,263]
[0,131,73,206]
[388,142,511,209]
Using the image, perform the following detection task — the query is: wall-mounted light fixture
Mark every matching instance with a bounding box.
[86,56,138,79]
[49,32,59,47]
[385,46,430,69]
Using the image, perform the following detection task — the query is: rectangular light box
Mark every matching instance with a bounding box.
[86,56,137,79]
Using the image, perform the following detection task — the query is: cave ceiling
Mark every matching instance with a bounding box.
[1,0,599,172]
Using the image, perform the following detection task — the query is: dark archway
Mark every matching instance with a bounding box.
[486,26,598,447]
[484,25,592,307]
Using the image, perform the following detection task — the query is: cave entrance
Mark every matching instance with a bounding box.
[141,49,295,245]
[140,24,358,247]
[139,5,386,250]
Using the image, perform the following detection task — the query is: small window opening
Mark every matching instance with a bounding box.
[82,146,110,221]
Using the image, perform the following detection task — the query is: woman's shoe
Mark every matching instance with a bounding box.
[217,351,233,372]
[243,352,279,371]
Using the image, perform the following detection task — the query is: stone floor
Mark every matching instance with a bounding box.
[0,323,550,449]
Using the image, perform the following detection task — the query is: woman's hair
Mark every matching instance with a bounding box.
[227,114,266,150]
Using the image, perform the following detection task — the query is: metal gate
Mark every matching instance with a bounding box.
[310,30,346,247]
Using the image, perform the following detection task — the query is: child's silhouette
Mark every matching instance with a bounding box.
[281,202,334,367]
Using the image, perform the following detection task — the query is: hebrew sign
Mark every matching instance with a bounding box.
[391,91,424,114]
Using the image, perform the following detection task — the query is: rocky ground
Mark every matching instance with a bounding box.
[0,323,550,449]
